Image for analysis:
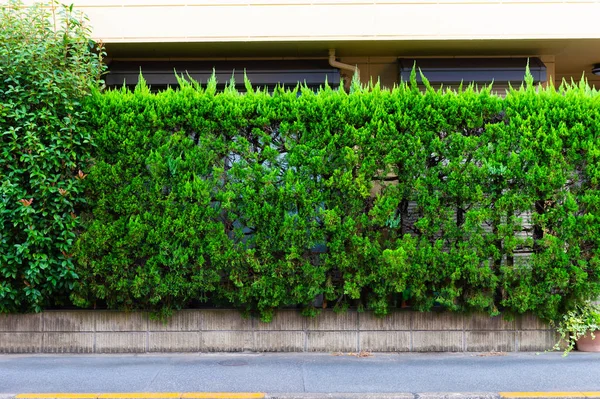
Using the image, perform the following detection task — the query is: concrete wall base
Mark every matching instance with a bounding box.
[0,310,557,354]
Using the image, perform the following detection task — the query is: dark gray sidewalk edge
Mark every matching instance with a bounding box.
[7,394,600,399]
[266,394,500,399]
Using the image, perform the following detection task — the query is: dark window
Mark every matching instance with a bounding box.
[398,57,547,90]
[105,60,340,92]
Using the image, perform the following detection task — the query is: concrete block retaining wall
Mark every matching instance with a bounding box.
[0,310,558,354]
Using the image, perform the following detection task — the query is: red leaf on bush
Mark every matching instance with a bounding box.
[18,198,33,206]
[75,170,87,180]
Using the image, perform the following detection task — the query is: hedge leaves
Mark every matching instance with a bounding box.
[73,74,600,322]
[2,5,598,321]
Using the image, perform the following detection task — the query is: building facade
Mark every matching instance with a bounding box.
[30,1,600,91]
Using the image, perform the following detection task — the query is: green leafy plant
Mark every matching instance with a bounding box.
[3,3,600,329]
[0,0,105,312]
[74,71,600,323]
[553,301,600,355]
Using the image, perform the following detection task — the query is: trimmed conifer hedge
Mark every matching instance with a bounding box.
[67,73,600,322]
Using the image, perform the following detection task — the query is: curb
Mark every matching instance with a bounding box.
[5,393,600,399]
[266,394,498,399]
[267,395,419,399]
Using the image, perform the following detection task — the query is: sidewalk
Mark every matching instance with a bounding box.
[4,393,600,399]
[1,352,599,397]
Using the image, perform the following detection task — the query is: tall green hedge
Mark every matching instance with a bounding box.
[71,73,600,322]
[0,1,104,312]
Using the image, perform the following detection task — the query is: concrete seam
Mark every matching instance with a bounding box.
[198,329,203,353]
[409,312,413,352]
[93,312,97,353]
[356,311,360,351]
[199,310,204,353]
[463,314,466,351]
[303,315,308,352]
[252,315,257,352]
[514,315,523,352]
[40,313,45,353]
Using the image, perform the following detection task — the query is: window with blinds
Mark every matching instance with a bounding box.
[398,57,547,97]
[104,60,341,92]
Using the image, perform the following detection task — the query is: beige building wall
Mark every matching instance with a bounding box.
[25,0,600,43]
[16,0,600,87]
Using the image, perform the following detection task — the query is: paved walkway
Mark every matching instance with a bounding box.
[1,352,600,396]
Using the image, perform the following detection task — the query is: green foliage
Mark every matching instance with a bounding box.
[553,301,600,355]
[498,80,600,322]
[73,73,600,323]
[0,0,105,312]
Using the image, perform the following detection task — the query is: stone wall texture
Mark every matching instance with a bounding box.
[0,310,557,353]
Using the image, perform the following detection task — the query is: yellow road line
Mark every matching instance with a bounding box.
[501,393,600,398]
[16,394,265,399]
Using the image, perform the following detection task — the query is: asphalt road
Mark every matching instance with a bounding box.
[1,352,600,394]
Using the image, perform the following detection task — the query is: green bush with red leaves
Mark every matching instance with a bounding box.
[0,0,104,312]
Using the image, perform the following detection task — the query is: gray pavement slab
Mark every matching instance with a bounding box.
[0,352,599,394]
[268,394,421,399]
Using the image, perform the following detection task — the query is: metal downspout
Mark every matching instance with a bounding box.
[328,49,360,83]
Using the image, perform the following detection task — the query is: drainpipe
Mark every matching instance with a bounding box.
[328,49,360,83]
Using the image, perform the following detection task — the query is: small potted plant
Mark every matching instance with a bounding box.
[553,301,600,355]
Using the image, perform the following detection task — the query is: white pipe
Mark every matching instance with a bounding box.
[328,49,360,82]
